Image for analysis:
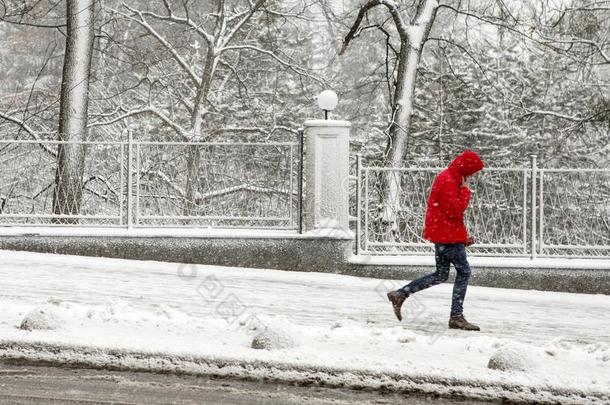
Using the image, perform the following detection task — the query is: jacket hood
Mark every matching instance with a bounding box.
[449,150,484,177]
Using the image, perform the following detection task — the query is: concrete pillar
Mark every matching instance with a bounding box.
[303,119,352,236]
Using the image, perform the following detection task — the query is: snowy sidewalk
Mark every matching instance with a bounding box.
[0,250,608,404]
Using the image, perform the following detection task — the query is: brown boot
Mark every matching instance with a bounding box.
[448,315,480,331]
[387,291,407,321]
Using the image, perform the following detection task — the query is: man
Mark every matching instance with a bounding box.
[387,150,484,331]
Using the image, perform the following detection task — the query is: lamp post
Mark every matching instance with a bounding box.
[317,90,338,120]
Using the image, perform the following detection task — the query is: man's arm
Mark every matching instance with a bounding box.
[436,175,471,219]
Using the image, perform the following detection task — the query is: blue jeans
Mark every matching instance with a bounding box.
[399,243,471,317]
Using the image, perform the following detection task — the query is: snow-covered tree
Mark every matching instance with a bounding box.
[53,0,96,221]
[95,0,324,214]
[337,0,609,231]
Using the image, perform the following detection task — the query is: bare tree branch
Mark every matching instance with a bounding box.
[220,0,266,47]
[115,6,201,86]
[86,107,190,140]
[339,0,407,56]
[0,111,58,157]
[220,44,325,85]
[117,2,214,46]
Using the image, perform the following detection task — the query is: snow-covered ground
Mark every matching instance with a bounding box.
[0,250,608,404]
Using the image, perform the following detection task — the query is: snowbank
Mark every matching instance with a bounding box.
[0,250,608,404]
[1,340,608,405]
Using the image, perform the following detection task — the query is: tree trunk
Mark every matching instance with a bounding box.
[184,145,201,216]
[380,0,437,228]
[53,0,95,224]
[184,46,217,217]
[385,46,422,168]
[380,44,423,225]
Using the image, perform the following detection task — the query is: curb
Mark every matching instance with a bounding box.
[0,340,607,405]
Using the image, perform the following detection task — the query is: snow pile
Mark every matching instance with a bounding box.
[587,343,610,363]
[327,321,417,345]
[251,328,295,350]
[547,338,610,364]
[85,301,192,326]
[249,316,297,350]
[18,299,198,335]
[20,305,63,331]
[488,342,539,372]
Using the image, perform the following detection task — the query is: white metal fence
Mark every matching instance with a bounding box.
[354,156,610,258]
[3,136,609,259]
[0,137,301,229]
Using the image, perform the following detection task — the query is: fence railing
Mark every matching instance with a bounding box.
[354,155,610,258]
[0,136,301,229]
[2,136,609,259]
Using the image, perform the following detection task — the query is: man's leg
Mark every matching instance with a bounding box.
[387,244,451,321]
[445,244,479,331]
[400,244,451,296]
[446,244,471,317]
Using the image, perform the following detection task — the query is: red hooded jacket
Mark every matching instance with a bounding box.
[423,150,484,244]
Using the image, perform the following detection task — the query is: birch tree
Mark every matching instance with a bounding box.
[341,0,438,169]
[340,0,438,226]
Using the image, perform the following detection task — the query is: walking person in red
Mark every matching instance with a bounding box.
[387,150,484,331]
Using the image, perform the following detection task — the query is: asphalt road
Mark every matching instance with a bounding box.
[0,364,491,405]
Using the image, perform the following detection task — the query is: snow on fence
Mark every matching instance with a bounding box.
[353,156,610,258]
[2,136,608,258]
[0,138,300,229]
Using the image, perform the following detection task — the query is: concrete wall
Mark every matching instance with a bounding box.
[345,262,610,295]
[0,233,353,274]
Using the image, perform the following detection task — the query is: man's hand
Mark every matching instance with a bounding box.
[466,236,475,247]
[461,176,469,188]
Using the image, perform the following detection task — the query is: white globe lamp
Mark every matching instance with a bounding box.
[317,90,338,120]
